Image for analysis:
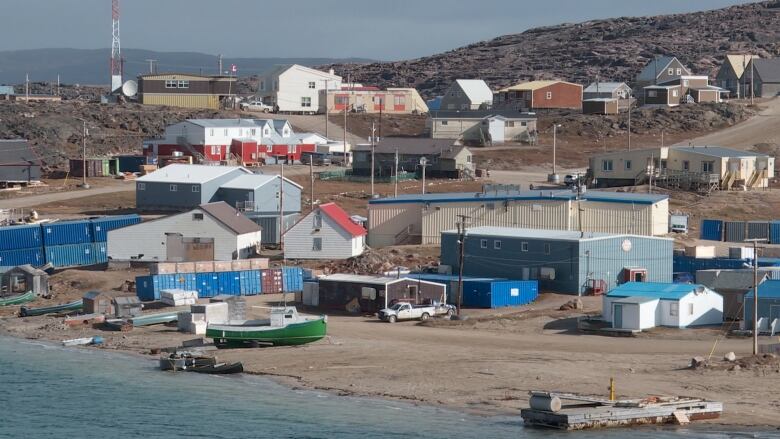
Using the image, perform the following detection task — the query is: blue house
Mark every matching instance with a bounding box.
[604,282,723,329]
[744,280,780,331]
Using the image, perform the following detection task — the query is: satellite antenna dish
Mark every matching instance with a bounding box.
[419,157,428,166]
[121,80,138,97]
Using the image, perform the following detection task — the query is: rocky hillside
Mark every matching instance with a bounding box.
[322,1,780,98]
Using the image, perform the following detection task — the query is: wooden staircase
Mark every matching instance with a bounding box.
[721,171,736,190]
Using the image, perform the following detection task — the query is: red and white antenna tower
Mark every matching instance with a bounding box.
[110,0,122,92]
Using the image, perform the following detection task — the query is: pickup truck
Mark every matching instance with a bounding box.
[378,302,455,323]
[240,100,273,113]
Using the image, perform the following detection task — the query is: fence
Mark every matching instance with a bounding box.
[319,169,418,183]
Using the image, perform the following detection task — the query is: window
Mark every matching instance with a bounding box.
[625,160,632,170]
[394,95,405,106]
[137,182,145,191]
[192,213,204,221]
[668,68,674,76]
[506,121,515,127]
[676,68,682,75]
[211,145,220,155]
[670,302,679,317]
[480,239,488,249]
[361,287,376,300]
[683,160,690,171]
[178,80,189,88]
[301,97,312,108]
[441,121,448,126]
[494,240,502,250]
[312,237,322,251]
[250,129,256,136]
[169,184,178,192]
[192,185,199,193]
[521,121,527,127]
[264,128,270,136]
[602,159,614,172]
[209,129,214,136]
[544,243,551,255]
[224,129,228,136]
[702,161,715,173]
[335,95,349,106]
[648,90,658,98]
[308,81,316,89]
[546,91,552,100]
[672,89,679,97]
[521,242,529,252]
[164,80,189,88]
[313,213,322,229]
[683,79,689,87]
[259,81,265,91]
[466,155,472,163]
[688,303,694,316]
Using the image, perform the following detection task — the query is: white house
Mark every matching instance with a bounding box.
[284,202,366,260]
[603,282,723,330]
[258,64,342,113]
[439,79,494,110]
[107,202,262,262]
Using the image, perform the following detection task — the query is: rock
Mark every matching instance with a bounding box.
[724,351,737,362]
[690,356,708,369]
[730,364,741,372]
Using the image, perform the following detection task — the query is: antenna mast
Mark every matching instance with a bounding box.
[110,0,122,92]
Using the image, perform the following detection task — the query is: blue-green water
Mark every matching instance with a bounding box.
[0,336,776,439]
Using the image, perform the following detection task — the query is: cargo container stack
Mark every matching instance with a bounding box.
[0,224,46,270]
[41,215,141,268]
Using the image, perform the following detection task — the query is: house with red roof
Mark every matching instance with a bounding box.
[284,202,366,260]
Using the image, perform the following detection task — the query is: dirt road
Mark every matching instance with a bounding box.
[0,184,134,210]
[677,97,780,149]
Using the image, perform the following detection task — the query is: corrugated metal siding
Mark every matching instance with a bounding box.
[239,270,262,295]
[724,221,747,242]
[0,247,45,266]
[700,219,724,241]
[90,215,141,242]
[261,269,283,293]
[140,94,219,109]
[368,203,422,247]
[44,243,97,268]
[91,242,108,264]
[42,220,93,246]
[489,281,539,308]
[248,213,299,245]
[282,267,304,292]
[580,236,673,294]
[771,222,780,245]
[747,221,770,240]
[217,271,241,295]
[673,256,749,274]
[0,224,43,251]
[196,272,220,298]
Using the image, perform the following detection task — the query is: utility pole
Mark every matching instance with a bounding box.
[145,59,157,74]
[455,214,471,317]
[394,148,399,197]
[322,79,329,139]
[549,123,561,182]
[420,157,428,194]
[750,58,755,106]
[57,74,60,96]
[745,238,766,355]
[25,74,29,101]
[80,120,90,189]
[279,163,285,251]
[218,54,223,75]
[370,122,376,197]
[661,130,664,148]
[575,173,585,238]
[627,101,632,151]
[343,73,349,166]
[309,160,315,211]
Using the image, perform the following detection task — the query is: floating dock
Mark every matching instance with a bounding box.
[521,391,722,430]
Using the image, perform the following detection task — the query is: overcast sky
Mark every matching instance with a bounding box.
[0,0,757,60]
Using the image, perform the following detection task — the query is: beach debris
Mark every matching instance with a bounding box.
[723,351,736,362]
[690,356,708,369]
[559,299,583,311]
[62,336,104,347]
[64,313,106,327]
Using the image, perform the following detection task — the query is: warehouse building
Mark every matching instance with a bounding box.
[136,164,252,211]
[137,73,236,109]
[440,227,673,295]
[352,138,473,179]
[107,201,261,261]
[367,189,669,247]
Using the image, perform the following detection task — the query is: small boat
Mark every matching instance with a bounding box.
[62,336,104,347]
[20,299,83,317]
[130,312,179,327]
[0,291,35,307]
[206,307,327,349]
[190,362,244,375]
[159,352,216,371]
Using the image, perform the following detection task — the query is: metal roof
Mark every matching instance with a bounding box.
[583,98,619,102]
[636,56,691,82]
[752,58,780,83]
[319,273,405,285]
[318,203,366,237]
[725,54,758,79]
[670,146,768,158]
[406,273,507,283]
[219,174,303,190]
[611,296,659,305]
[186,119,276,128]
[136,164,251,184]
[498,80,580,92]
[369,189,667,205]
[428,109,537,120]
[199,202,261,235]
[583,82,629,93]
[442,226,629,242]
[453,79,494,104]
[745,279,780,299]
[607,282,712,300]
[353,138,465,156]
[0,86,14,95]
[696,269,769,290]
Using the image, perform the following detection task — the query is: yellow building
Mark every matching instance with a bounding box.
[137,73,236,109]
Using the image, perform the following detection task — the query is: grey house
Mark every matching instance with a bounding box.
[0,139,42,186]
[716,54,757,98]
[583,82,632,100]
[352,138,473,179]
[135,164,252,211]
[634,56,691,99]
[745,58,780,98]
[696,268,770,321]
[438,79,494,111]
[216,174,302,215]
[440,227,673,295]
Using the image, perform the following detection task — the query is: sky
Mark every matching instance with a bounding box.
[0,0,758,61]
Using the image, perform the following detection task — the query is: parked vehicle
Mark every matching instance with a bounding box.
[378,302,455,323]
[301,151,331,166]
[240,100,273,113]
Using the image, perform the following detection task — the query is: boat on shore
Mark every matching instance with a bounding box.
[0,291,35,307]
[206,307,327,348]
[20,300,83,317]
[159,352,216,371]
[191,362,244,374]
[130,312,178,327]
[62,336,104,347]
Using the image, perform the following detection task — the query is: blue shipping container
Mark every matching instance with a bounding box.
[135,274,188,301]
[771,222,780,245]
[42,220,93,246]
[91,242,108,264]
[0,224,43,251]
[217,271,241,295]
[172,272,197,291]
[239,270,262,295]
[116,155,152,173]
[700,219,723,241]
[90,214,141,242]
[0,247,45,267]
[196,273,220,298]
[44,243,97,268]
[673,255,750,276]
[488,281,538,308]
[135,275,157,301]
[282,267,303,292]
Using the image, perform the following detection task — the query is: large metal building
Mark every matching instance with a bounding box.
[368,189,669,247]
[440,227,673,295]
[136,164,252,211]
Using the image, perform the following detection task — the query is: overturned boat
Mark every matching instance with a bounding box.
[206,307,327,348]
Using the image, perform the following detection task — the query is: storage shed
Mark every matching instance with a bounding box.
[603,282,723,329]
[113,296,143,318]
[743,280,780,330]
[0,139,42,186]
[406,273,538,308]
[1,265,48,297]
[441,227,673,295]
[316,274,446,313]
[83,291,114,315]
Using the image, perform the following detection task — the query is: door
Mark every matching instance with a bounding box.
[613,303,623,328]
[397,304,412,320]
[165,233,186,262]
[408,285,419,303]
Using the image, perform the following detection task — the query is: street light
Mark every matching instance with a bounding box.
[548,123,562,183]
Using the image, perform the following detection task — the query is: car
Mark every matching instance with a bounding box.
[240,100,273,113]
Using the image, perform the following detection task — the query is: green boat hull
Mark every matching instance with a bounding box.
[20,300,83,316]
[206,318,327,348]
[0,291,35,307]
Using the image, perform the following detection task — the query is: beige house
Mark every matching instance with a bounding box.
[322,87,427,114]
[589,146,774,190]
[427,110,537,146]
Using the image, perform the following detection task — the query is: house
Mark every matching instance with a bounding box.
[351,138,473,179]
[1,265,48,297]
[316,274,447,313]
[642,84,683,107]
[324,86,428,114]
[716,54,758,98]
[493,80,583,110]
[745,58,780,98]
[0,139,42,187]
[137,73,236,109]
[0,85,14,100]
[743,280,780,331]
[135,164,252,211]
[284,202,366,260]
[588,145,774,190]
[583,82,632,101]
[258,64,342,113]
[440,227,673,295]
[582,98,621,115]
[367,189,670,247]
[427,110,537,145]
[634,56,692,99]
[644,76,726,106]
[107,201,262,261]
[603,282,723,330]
[439,79,494,110]
[695,268,770,320]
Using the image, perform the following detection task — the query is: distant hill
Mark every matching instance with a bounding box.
[321,1,780,99]
[0,48,374,86]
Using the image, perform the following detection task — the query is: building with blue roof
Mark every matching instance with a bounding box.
[743,279,780,330]
[367,188,669,247]
[0,85,15,97]
[604,282,723,330]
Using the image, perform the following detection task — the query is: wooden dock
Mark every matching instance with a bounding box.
[521,392,722,430]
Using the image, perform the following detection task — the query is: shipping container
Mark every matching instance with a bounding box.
[249,258,270,270]
[747,221,770,241]
[175,262,196,273]
[90,214,141,242]
[699,219,724,241]
[217,271,241,295]
[282,267,304,292]
[150,262,177,275]
[41,220,93,246]
[771,221,780,245]
[195,261,215,273]
[44,243,97,268]
[0,224,43,251]
[729,247,755,260]
[173,272,197,291]
[724,221,746,243]
[68,158,119,177]
[261,269,283,294]
[116,155,153,173]
[0,247,45,267]
[135,274,179,301]
[91,241,108,264]
[196,272,220,298]
[488,281,539,308]
[673,255,750,274]
[213,261,233,272]
[239,270,262,295]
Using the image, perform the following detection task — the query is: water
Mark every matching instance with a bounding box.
[0,336,775,439]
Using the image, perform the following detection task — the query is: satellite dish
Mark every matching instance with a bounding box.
[121,80,138,97]
[419,157,428,166]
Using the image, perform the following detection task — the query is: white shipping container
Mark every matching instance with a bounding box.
[685,246,716,259]
[729,247,755,259]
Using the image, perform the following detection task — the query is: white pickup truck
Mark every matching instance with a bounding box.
[378,302,455,323]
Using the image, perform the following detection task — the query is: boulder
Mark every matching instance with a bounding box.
[724,351,737,362]
[690,356,708,369]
